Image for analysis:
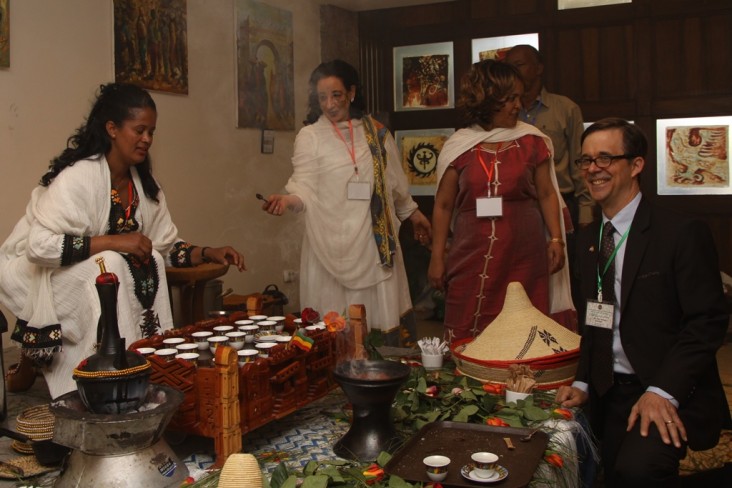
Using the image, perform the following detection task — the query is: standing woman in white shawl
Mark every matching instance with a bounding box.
[0,83,246,398]
[262,60,431,346]
[428,60,574,342]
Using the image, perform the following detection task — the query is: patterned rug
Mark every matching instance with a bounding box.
[182,390,351,479]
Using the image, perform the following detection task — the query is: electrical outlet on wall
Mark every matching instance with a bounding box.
[283,270,298,283]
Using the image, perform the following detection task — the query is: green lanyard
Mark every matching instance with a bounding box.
[596,221,630,302]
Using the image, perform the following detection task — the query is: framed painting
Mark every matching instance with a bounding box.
[656,116,732,195]
[471,33,539,63]
[236,0,294,130]
[394,128,455,195]
[0,0,8,68]
[113,0,188,94]
[394,42,453,112]
[558,0,632,10]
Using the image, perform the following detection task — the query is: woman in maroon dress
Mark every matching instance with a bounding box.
[429,59,573,341]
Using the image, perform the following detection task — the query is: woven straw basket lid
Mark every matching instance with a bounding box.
[12,403,55,454]
[218,453,263,488]
[462,282,580,361]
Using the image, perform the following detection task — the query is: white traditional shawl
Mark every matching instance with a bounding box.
[284,116,417,289]
[436,122,575,315]
[0,156,181,347]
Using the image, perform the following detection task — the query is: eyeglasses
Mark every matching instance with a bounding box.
[574,154,632,170]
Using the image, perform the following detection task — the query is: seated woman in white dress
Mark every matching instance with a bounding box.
[0,82,246,398]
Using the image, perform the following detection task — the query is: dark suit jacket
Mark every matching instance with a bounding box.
[575,197,729,450]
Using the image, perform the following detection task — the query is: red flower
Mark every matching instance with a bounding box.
[486,417,510,427]
[301,308,320,325]
[363,463,384,484]
[323,311,346,332]
[544,452,564,468]
[425,385,439,398]
[482,383,504,395]
[553,408,573,420]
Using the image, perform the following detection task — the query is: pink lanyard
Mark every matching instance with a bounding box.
[331,119,358,176]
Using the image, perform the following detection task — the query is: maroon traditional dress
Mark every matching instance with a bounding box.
[444,134,551,339]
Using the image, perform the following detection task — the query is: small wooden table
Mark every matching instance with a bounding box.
[165,263,229,327]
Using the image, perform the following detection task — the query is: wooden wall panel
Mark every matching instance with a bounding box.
[356,0,732,272]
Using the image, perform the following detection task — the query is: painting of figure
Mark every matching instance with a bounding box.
[0,0,9,68]
[113,0,188,94]
[394,42,454,112]
[236,0,294,130]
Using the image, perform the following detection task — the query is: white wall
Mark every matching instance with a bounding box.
[0,0,327,330]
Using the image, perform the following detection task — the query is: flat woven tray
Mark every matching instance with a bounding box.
[384,421,549,488]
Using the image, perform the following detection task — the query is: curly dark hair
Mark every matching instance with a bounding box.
[458,59,521,127]
[304,60,366,125]
[41,82,161,202]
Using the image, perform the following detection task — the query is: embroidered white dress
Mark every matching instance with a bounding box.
[0,157,180,397]
[285,116,418,336]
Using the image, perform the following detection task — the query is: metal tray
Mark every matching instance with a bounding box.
[384,421,549,487]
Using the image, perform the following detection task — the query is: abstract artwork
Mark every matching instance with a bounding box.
[656,116,732,195]
[236,0,294,130]
[558,0,631,10]
[394,42,453,111]
[0,0,8,68]
[113,0,188,94]
[471,33,539,63]
[394,128,454,195]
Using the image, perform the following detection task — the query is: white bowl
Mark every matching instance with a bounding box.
[175,352,199,364]
[234,319,254,327]
[153,348,177,361]
[237,349,259,364]
[176,343,199,352]
[207,335,229,354]
[191,331,214,350]
[255,342,277,358]
[225,331,246,350]
[135,347,156,356]
[257,320,276,332]
[238,325,260,343]
[423,455,450,482]
[248,315,268,322]
[213,325,234,333]
[162,337,186,346]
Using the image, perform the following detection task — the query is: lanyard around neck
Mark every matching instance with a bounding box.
[476,146,498,196]
[331,119,357,176]
[596,220,630,301]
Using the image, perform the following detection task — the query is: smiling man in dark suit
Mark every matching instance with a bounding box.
[555,118,729,487]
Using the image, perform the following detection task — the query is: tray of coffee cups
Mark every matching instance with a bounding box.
[384,421,549,487]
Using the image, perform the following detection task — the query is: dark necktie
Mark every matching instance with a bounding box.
[592,222,616,396]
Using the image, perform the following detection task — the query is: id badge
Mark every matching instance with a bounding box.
[476,196,503,217]
[347,181,371,200]
[585,299,614,330]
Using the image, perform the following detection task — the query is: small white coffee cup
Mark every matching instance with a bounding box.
[470,452,498,479]
[237,349,259,365]
[153,348,177,361]
[191,331,213,350]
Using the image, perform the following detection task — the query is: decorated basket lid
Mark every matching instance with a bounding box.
[452,281,581,389]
